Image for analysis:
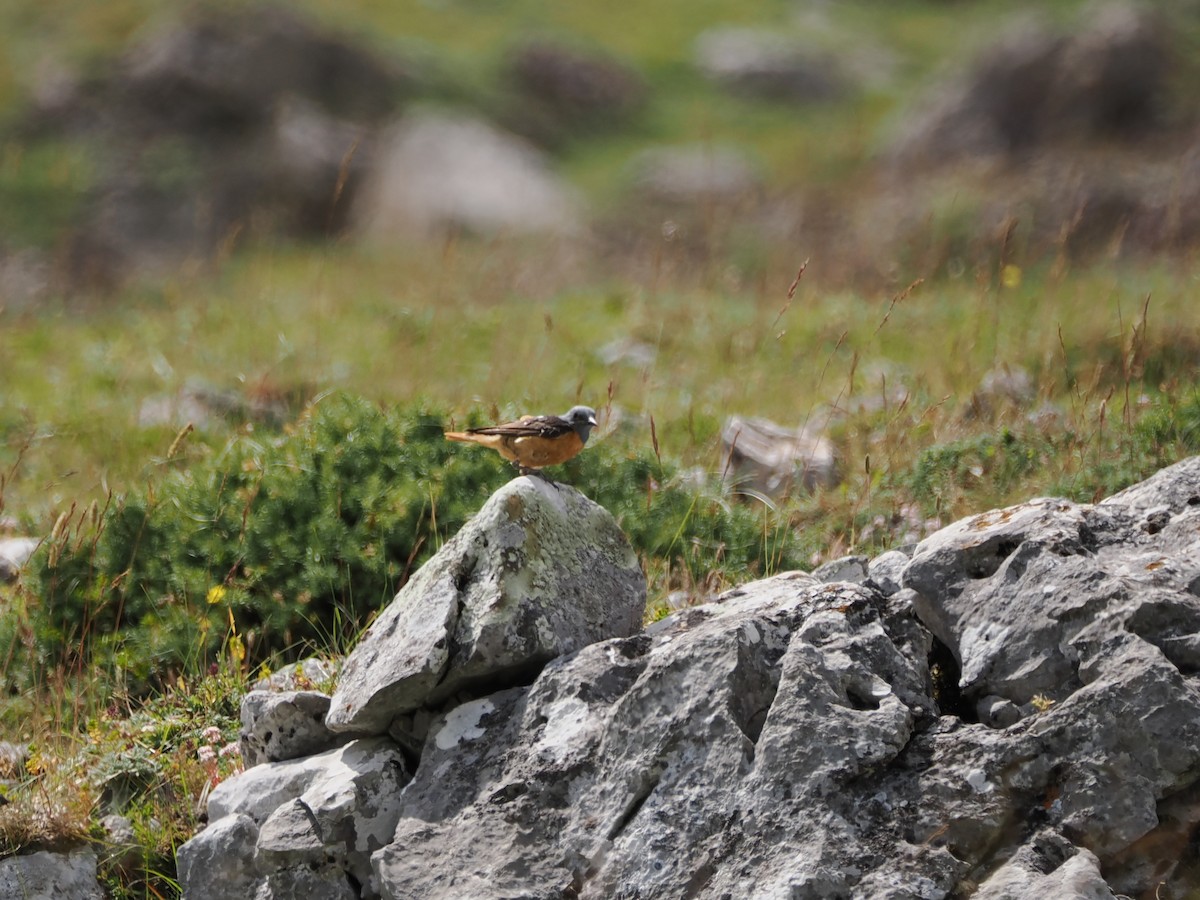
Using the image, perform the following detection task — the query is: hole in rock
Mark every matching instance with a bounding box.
[929,637,975,723]
[964,538,1021,579]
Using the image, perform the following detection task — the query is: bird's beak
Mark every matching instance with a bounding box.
[588,416,597,427]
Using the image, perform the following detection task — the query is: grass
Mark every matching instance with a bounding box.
[2,0,1200,895]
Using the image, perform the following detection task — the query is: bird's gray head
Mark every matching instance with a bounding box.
[564,405,598,443]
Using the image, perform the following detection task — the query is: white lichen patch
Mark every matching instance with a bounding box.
[535,696,594,762]
[435,698,496,750]
[965,768,994,794]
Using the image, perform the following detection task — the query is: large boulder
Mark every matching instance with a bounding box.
[374,575,936,898]
[887,3,1169,168]
[353,111,583,239]
[326,476,646,735]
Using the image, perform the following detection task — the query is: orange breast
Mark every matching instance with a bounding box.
[507,432,585,468]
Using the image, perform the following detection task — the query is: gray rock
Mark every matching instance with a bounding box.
[811,554,869,585]
[240,689,348,768]
[628,144,761,203]
[326,476,646,735]
[694,27,849,102]
[0,536,39,582]
[974,833,1116,899]
[176,814,260,900]
[252,657,339,692]
[254,866,358,900]
[1102,453,1200,513]
[503,40,645,146]
[207,736,402,824]
[967,364,1036,418]
[868,548,912,596]
[887,4,1168,168]
[177,454,1200,898]
[374,577,935,898]
[720,414,839,500]
[354,111,582,239]
[255,738,407,897]
[0,850,102,900]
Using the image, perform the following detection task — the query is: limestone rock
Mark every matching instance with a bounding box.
[176,814,260,900]
[694,27,849,102]
[207,737,406,825]
[811,553,869,585]
[326,476,646,735]
[174,455,1200,898]
[628,144,761,203]
[0,850,103,900]
[183,738,409,900]
[720,414,839,499]
[240,689,348,768]
[867,548,912,596]
[354,111,582,239]
[374,577,934,897]
[887,4,1168,168]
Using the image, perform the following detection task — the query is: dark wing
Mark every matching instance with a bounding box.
[468,414,573,439]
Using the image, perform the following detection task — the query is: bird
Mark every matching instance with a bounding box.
[444,405,598,473]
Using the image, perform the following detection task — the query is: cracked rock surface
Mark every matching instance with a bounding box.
[176,457,1200,898]
[326,476,646,735]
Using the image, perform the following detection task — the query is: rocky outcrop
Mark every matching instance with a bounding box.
[22,4,418,288]
[170,455,1200,898]
[887,3,1168,168]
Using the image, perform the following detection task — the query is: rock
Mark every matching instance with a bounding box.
[887,3,1168,168]
[966,364,1036,418]
[184,737,409,900]
[137,380,308,429]
[503,40,644,146]
[353,111,582,240]
[176,814,260,900]
[720,414,839,499]
[694,27,849,102]
[207,736,404,824]
[255,741,409,897]
[0,849,103,900]
[240,689,348,768]
[326,476,646,735]
[116,5,408,135]
[628,144,761,203]
[1102,453,1200,513]
[867,548,912,596]
[0,247,51,311]
[0,537,39,582]
[30,4,416,288]
[811,554,869,585]
[900,462,1200,890]
[375,576,934,898]
[254,866,358,900]
[99,814,141,875]
[176,455,1200,897]
[252,657,339,692]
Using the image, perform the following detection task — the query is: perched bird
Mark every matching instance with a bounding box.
[445,405,598,472]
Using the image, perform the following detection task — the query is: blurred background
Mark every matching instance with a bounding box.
[3,0,1200,589]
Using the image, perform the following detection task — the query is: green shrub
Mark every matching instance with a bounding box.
[20,393,801,693]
